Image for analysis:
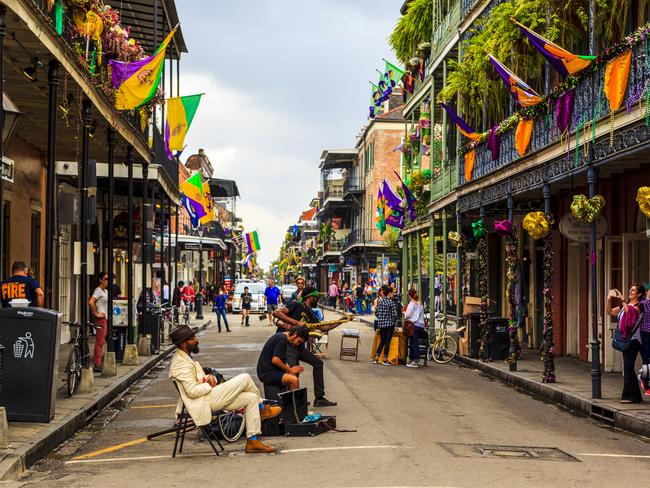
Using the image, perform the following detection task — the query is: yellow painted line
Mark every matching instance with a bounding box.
[130,403,177,409]
[579,453,650,459]
[71,437,149,460]
[67,453,217,464]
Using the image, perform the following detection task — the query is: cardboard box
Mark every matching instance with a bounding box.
[459,332,469,356]
[463,296,482,315]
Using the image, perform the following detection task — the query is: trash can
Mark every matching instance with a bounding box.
[487,317,510,361]
[0,308,61,422]
[466,311,496,359]
[139,311,160,354]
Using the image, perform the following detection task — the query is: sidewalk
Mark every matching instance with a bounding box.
[0,315,212,481]
[323,306,650,439]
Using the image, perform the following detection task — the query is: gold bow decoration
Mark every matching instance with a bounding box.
[448,231,462,247]
[570,194,605,223]
[522,212,551,240]
[636,187,650,218]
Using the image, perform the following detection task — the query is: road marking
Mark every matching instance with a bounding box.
[67,445,403,464]
[70,437,149,460]
[130,404,177,409]
[579,453,650,459]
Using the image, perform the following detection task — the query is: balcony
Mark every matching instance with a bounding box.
[458,37,648,188]
[431,1,460,61]
[316,239,345,260]
[343,178,364,197]
[431,162,457,203]
[343,228,385,252]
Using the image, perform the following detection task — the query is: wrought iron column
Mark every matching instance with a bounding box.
[44,60,59,309]
[456,210,462,319]
[127,146,135,343]
[0,6,6,279]
[141,161,149,317]
[157,186,164,293]
[541,182,556,382]
[166,194,172,299]
[588,166,601,397]
[506,193,518,371]
[174,205,179,290]
[106,128,116,350]
[442,209,448,329]
[80,99,92,328]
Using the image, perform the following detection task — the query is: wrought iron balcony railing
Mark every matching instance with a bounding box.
[343,228,384,249]
[343,178,364,195]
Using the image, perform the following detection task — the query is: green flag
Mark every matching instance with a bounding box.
[384,60,404,87]
[375,188,387,235]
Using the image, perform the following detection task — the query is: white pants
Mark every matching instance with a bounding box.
[207,373,262,438]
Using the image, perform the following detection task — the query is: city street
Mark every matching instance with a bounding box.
[10,311,650,488]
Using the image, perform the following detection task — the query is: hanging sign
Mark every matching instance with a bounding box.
[559,213,607,242]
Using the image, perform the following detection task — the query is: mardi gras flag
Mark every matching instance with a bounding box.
[375,188,387,235]
[394,171,416,221]
[440,102,481,141]
[384,60,404,87]
[489,54,542,107]
[245,231,261,253]
[382,180,405,229]
[109,28,176,110]
[369,82,383,118]
[180,172,213,227]
[513,19,594,77]
[181,195,203,228]
[165,94,203,159]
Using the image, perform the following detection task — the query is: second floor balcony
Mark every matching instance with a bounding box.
[342,228,385,253]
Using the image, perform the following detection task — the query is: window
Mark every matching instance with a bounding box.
[370,142,375,169]
[31,211,41,280]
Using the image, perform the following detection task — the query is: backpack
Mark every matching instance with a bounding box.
[612,309,642,352]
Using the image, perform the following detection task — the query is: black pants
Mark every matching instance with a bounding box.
[375,326,395,360]
[287,344,325,399]
[622,339,643,403]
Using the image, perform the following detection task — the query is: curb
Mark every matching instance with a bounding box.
[453,354,650,439]
[0,319,211,481]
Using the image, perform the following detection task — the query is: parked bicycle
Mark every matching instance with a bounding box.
[64,321,93,397]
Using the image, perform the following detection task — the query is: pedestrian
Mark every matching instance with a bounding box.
[372,284,397,366]
[264,279,282,324]
[0,261,44,307]
[364,282,374,315]
[172,281,183,322]
[89,271,109,373]
[405,289,428,368]
[340,282,349,310]
[240,286,252,327]
[162,280,170,306]
[640,284,650,366]
[354,282,364,315]
[213,287,231,333]
[290,277,305,302]
[273,286,337,407]
[327,280,339,308]
[607,285,644,403]
[111,278,122,299]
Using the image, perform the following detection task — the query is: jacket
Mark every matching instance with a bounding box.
[169,349,213,426]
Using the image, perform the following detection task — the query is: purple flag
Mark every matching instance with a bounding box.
[555,88,576,133]
[394,171,416,221]
[382,180,405,229]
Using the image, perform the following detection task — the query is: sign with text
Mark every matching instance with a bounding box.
[559,214,607,242]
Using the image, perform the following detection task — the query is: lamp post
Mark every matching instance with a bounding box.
[196,226,204,320]
[397,233,404,299]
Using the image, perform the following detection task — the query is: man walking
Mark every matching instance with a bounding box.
[264,279,282,323]
[327,280,339,308]
[169,324,280,453]
[0,261,44,307]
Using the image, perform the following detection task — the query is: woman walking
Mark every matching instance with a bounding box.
[89,272,109,373]
[372,285,397,366]
[607,284,644,403]
[213,287,231,333]
[405,289,428,368]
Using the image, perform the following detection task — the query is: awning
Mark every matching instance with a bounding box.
[176,233,226,250]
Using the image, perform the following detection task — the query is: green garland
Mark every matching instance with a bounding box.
[477,231,489,361]
[457,22,650,156]
[505,228,521,364]
[541,232,556,382]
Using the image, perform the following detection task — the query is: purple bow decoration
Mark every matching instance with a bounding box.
[555,88,576,133]
[494,219,513,237]
[487,125,501,161]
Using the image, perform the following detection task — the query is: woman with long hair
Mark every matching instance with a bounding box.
[607,283,645,403]
[88,271,109,373]
[405,289,427,368]
[372,285,397,365]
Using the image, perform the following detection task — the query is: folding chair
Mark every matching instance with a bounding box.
[171,381,225,457]
[339,328,360,361]
[308,331,328,358]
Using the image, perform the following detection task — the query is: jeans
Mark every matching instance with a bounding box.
[641,331,650,364]
[409,327,429,362]
[365,297,373,315]
[355,298,364,315]
[93,317,107,367]
[622,339,643,402]
[375,326,395,361]
[287,344,325,399]
[328,296,337,307]
[216,308,229,332]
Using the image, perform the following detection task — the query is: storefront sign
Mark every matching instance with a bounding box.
[559,214,607,242]
[447,252,457,260]
[2,156,14,183]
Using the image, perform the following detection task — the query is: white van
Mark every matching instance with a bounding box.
[231,282,267,313]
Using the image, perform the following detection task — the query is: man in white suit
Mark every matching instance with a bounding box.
[169,324,281,453]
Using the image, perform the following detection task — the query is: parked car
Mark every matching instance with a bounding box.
[231,282,266,313]
[281,285,298,302]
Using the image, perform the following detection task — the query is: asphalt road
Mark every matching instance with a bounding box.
[10,310,650,488]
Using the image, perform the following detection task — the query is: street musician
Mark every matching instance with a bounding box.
[273,286,340,407]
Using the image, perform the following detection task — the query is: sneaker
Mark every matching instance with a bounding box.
[371,358,378,364]
[381,361,390,366]
[406,361,419,368]
[313,397,337,407]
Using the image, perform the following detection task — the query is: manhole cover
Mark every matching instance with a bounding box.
[438,443,579,462]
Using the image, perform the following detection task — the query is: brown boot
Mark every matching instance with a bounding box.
[260,405,282,420]
[245,439,276,453]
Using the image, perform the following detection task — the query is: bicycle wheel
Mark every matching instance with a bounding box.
[217,411,245,443]
[432,336,458,364]
[66,346,80,397]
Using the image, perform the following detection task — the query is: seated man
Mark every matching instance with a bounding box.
[169,324,280,454]
[257,325,309,391]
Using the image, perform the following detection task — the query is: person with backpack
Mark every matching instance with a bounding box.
[405,289,428,368]
[607,284,645,403]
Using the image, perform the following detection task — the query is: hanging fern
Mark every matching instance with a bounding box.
[389,0,433,65]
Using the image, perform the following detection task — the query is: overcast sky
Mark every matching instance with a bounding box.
[178,0,398,269]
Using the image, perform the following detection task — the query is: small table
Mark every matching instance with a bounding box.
[370,329,406,364]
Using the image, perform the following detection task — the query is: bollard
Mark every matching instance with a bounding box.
[0,406,8,449]
[78,367,94,393]
[137,335,151,357]
[101,352,117,377]
[122,344,139,365]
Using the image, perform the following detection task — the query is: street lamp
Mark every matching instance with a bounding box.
[397,233,404,298]
[196,226,204,320]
